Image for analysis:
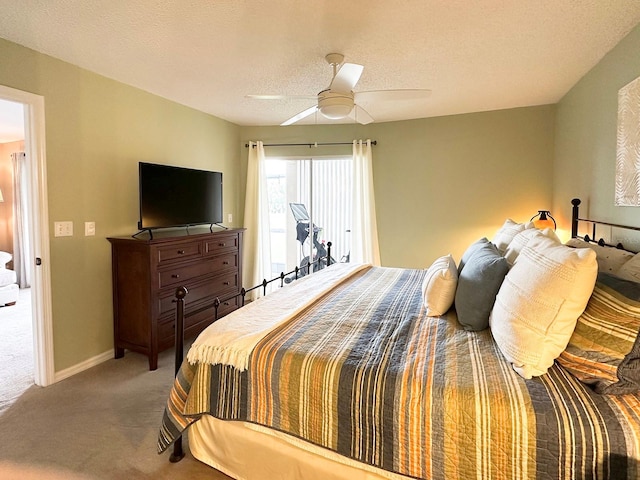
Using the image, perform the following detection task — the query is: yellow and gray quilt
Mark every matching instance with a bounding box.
[159,266,640,479]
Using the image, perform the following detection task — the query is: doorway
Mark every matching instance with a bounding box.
[0,85,53,391]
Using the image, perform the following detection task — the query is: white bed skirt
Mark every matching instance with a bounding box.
[190,416,411,480]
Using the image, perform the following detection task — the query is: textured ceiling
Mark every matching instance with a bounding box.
[0,1,640,127]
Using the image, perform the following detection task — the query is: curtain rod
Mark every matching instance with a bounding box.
[245,140,377,148]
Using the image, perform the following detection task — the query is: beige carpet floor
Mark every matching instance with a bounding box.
[0,288,34,414]
[0,340,232,479]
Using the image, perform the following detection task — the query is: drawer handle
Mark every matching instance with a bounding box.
[177,250,185,254]
[223,302,230,306]
[223,281,230,286]
[171,274,180,279]
[218,243,226,247]
[222,261,229,265]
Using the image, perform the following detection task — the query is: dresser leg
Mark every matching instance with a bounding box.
[149,354,158,371]
[115,347,124,359]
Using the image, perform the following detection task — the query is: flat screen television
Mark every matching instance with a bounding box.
[138,162,223,231]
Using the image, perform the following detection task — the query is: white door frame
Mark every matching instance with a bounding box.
[0,84,54,386]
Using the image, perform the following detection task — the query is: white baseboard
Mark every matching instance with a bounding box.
[54,350,113,383]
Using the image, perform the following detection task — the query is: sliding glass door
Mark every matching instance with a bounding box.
[264,157,352,279]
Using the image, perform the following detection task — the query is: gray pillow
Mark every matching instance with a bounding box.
[458,237,490,274]
[455,242,509,331]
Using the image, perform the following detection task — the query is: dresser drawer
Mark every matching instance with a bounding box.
[158,316,177,342]
[208,269,239,294]
[216,293,241,317]
[158,252,237,288]
[158,308,214,348]
[157,253,223,289]
[158,307,214,341]
[204,233,239,255]
[158,270,239,317]
[210,251,238,271]
[156,241,202,264]
[158,295,240,343]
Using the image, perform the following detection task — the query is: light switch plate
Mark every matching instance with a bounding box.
[54,221,73,237]
[85,221,96,236]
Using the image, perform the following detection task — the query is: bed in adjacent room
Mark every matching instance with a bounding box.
[158,199,640,480]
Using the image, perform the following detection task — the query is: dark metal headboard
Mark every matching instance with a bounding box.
[570,198,640,253]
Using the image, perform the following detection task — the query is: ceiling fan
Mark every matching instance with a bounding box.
[247,53,431,126]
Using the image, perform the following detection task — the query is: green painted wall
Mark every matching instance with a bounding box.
[554,24,640,242]
[0,38,242,372]
[242,104,556,268]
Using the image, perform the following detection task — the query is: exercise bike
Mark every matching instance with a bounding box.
[284,203,335,283]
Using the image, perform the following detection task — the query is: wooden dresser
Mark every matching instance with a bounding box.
[107,228,244,370]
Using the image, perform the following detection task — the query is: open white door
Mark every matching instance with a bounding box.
[0,84,54,386]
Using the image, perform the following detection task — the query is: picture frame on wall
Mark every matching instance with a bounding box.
[615,75,640,206]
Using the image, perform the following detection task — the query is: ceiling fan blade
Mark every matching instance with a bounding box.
[281,105,318,126]
[350,105,374,125]
[355,89,432,103]
[329,63,364,93]
[246,94,317,100]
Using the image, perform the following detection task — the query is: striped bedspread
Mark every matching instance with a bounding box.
[159,266,640,479]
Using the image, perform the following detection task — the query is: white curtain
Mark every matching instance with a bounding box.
[11,152,31,288]
[243,141,272,297]
[351,140,381,265]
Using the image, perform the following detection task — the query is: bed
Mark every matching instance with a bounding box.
[158,199,640,479]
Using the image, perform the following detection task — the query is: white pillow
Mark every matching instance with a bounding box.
[504,228,560,267]
[492,219,534,254]
[617,253,640,282]
[490,236,598,379]
[565,237,635,274]
[422,254,458,316]
[0,251,11,268]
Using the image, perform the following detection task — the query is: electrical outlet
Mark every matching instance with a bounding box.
[54,221,73,237]
[85,221,96,236]
[228,213,233,223]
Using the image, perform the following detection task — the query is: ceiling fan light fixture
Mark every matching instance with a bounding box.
[317,92,354,119]
[319,103,352,119]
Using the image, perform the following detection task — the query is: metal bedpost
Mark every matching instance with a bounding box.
[327,242,332,266]
[571,198,581,238]
[170,286,188,463]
